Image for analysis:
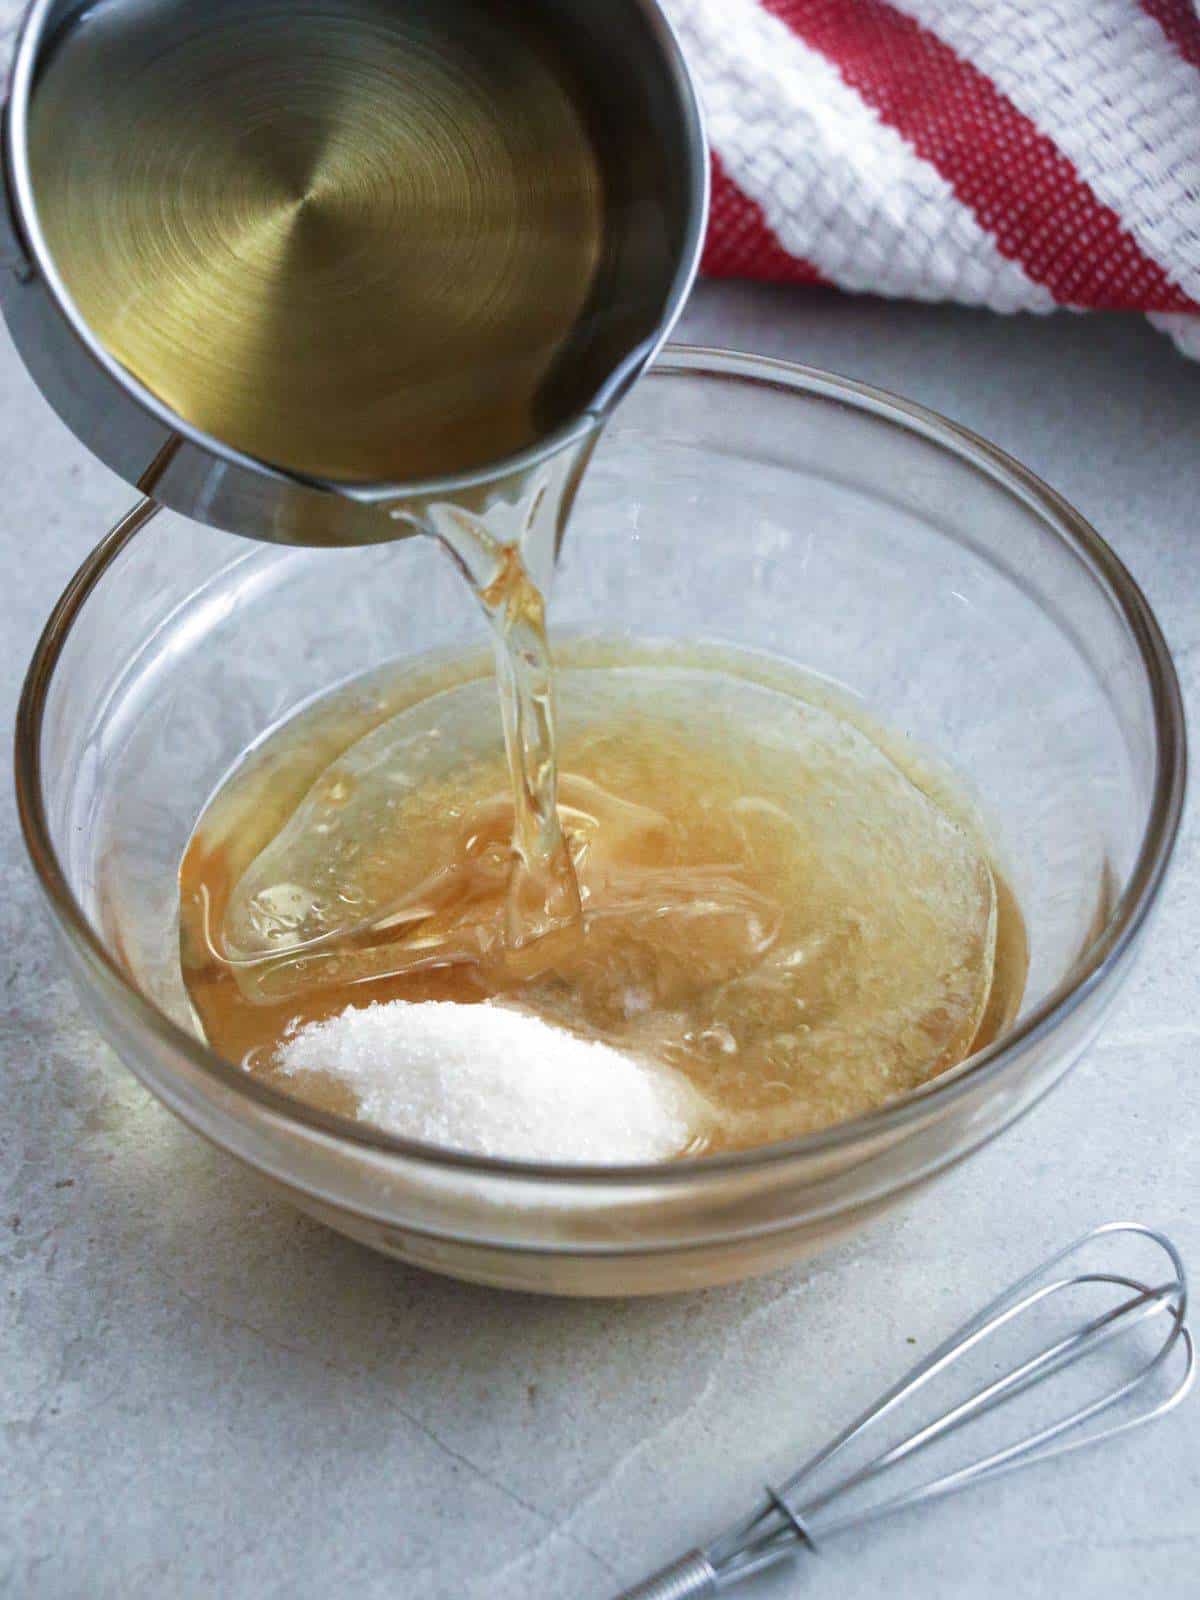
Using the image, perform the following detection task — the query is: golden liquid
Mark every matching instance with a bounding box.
[27,0,629,482]
[180,645,1028,1153]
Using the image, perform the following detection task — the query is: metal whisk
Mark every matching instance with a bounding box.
[616,1223,1194,1598]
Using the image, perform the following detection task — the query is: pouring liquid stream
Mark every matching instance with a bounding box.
[408,445,592,977]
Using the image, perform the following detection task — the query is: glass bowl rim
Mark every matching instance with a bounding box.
[14,344,1187,1185]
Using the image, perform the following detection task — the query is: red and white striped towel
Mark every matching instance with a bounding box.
[666,0,1200,354]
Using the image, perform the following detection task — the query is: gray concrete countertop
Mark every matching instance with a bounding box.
[3,285,1198,1598]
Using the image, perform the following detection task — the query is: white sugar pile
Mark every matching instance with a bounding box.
[276,1000,708,1163]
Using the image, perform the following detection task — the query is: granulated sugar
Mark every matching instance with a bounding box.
[275,1000,708,1162]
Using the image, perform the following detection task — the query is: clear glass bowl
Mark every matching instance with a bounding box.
[15,348,1185,1295]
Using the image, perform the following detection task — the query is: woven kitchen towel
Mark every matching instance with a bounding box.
[666,0,1200,353]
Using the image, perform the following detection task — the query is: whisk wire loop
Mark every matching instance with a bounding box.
[617,1224,1194,1600]
[804,1272,1182,1520]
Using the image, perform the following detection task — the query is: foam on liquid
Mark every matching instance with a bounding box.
[180,645,1027,1156]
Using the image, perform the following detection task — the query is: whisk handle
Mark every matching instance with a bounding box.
[613,1549,718,1599]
